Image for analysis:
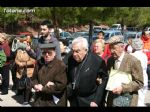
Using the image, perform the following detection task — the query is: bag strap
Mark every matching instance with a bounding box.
[22,62,27,77]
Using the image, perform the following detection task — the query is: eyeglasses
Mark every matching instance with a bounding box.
[42,50,53,55]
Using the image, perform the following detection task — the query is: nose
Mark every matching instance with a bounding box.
[111,49,115,53]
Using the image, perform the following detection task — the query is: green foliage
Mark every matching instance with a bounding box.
[0,7,150,32]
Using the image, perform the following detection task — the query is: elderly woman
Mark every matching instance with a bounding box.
[31,43,67,107]
[0,33,11,95]
[92,39,110,64]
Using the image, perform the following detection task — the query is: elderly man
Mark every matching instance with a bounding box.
[31,43,67,106]
[106,36,144,107]
[67,37,108,107]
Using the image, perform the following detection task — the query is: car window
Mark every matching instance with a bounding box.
[116,32,122,35]
[104,32,110,41]
[111,33,115,37]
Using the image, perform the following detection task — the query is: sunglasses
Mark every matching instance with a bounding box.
[42,50,53,55]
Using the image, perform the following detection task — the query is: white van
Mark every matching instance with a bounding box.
[110,24,122,30]
[145,27,150,31]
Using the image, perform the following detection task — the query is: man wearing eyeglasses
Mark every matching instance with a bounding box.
[31,43,67,106]
[67,37,108,107]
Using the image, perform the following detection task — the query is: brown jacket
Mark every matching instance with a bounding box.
[31,57,67,107]
[15,49,35,78]
[107,53,144,107]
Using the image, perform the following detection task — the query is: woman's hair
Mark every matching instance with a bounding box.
[92,39,105,51]
[72,37,89,51]
[0,33,9,40]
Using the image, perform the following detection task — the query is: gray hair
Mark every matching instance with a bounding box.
[71,37,89,51]
[131,38,143,50]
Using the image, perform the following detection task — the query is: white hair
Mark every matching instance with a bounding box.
[71,37,89,51]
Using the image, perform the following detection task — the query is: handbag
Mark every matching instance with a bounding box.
[18,63,31,89]
[113,93,132,107]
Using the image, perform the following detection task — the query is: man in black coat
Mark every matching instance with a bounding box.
[67,37,108,107]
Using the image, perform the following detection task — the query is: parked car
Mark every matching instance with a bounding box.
[126,27,139,32]
[103,30,123,41]
[59,31,73,47]
[123,31,142,43]
[93,26,107,33]
[110,24,122,30]
[72,31,105,46]
[72,31,89,39]
[145,27,150,31]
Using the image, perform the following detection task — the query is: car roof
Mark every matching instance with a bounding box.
[104,30,121,33]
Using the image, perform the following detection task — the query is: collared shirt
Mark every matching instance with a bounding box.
[115,51,125,69]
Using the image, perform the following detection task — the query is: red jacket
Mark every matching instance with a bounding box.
[141,36,150,65]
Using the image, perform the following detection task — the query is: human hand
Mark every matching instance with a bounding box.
[37,84,43,91]
[90,102,98,107]
[112,86,123,94]
[34,84,40,92]
[19,62,24,67]
[46,81,54,87]
[26,44,31,51]
[34,84,43,92]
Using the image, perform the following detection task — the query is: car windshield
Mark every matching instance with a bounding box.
[104,32,110,41]
[111,25,118,29]
[93,28,102,33]
[60,32,72,38]
[72,32,89,38]
[124,32,138,43]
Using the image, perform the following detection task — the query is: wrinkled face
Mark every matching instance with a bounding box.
[72,43,87,62]
[110,44,124,59]
[93,43,103,55]
[40,25,50,37]
[41,48,56,62]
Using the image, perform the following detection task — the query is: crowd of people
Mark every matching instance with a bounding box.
[0,19,150,107]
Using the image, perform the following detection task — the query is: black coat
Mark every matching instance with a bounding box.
[67,51,108,106]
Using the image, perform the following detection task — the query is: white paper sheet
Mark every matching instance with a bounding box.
[106,69,132,91]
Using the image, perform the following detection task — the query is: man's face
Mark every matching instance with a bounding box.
[110,44,124,59]
[72,43,87,62]
[41,48,56,62]
[40,25,50,37]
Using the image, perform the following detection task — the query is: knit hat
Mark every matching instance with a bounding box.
[131,38,143,50]
[106,36,124,45]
